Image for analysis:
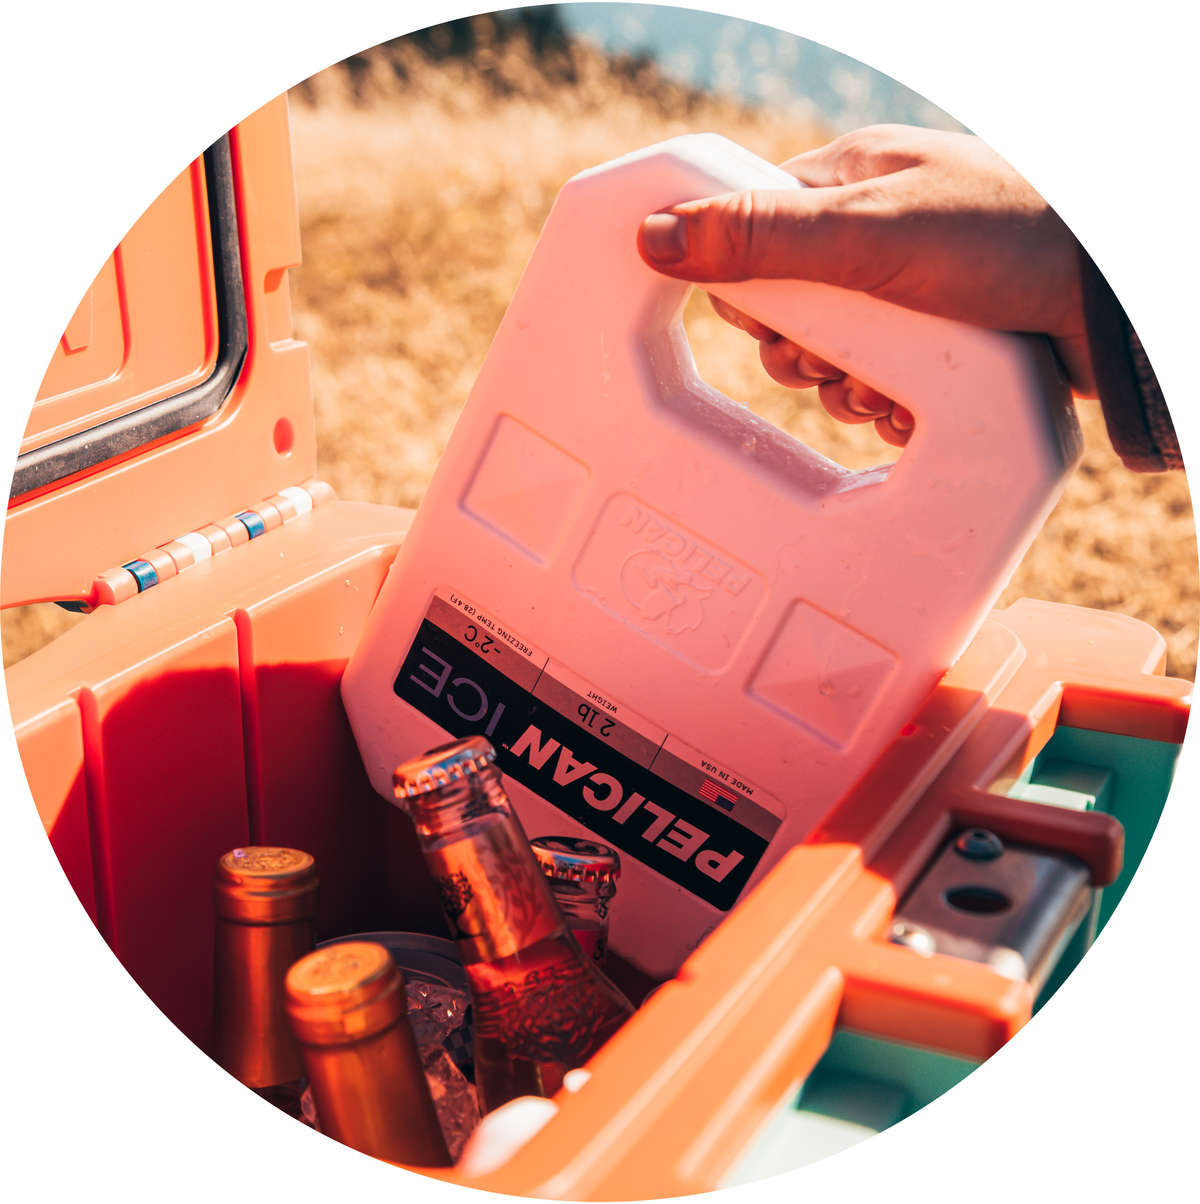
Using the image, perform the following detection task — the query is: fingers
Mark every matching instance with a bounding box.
[708,294,780,344]
[754,333,916,447]
[637,129,917,279]
[708,295,841,381]
[876,406,915,448]
[760,336,841,389]
[638,188,825,282]
[817,377,890,424]
[818,379,913,446]
[767,356,916,448]
[638,184,895,289]
[706,294,913,445]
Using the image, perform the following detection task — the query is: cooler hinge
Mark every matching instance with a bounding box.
[75,479,335,610]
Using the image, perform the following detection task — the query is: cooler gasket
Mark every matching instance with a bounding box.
[10,134,249,501]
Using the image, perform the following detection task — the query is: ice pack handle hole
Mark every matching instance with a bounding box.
[681,295,907,478]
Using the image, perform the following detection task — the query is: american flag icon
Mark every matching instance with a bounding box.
[698,777,738,811]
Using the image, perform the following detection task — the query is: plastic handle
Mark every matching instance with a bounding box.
[533,133,1081,495]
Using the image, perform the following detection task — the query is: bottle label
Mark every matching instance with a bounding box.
[395,590,783,912]
[571,926,607,967]
[425,822,561,964]
[468,942,626,1065]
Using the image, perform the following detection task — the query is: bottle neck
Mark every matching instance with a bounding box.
[548,884,611,966]
[299,1022,450,1166]
[212,914,313,1087]
[550,883,605,923]
[409,769,564,964]
[406,762,510,847]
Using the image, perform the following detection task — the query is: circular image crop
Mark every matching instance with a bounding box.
[3,5,1194,1201]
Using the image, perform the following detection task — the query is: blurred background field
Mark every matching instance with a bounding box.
[4,6,1196,679]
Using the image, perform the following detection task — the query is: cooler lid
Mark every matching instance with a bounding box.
[2,96,316,606]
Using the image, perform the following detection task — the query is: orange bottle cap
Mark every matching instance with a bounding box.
[213,846,317,924]
[285,941,406,1045]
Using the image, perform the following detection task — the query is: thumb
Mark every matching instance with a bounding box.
[637,185,898,291]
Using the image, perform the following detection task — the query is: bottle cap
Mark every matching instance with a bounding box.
[213,846,318,923]
[393,735,497,800]
[531,836,621,890]
[285,941,406,1045]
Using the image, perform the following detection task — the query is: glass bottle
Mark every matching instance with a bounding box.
[530,836,620,969]
[285,941,451,1166]
[393,736,634,1114]
[212,846,318,1118]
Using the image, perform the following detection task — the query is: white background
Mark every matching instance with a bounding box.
[1,2,1196,1201]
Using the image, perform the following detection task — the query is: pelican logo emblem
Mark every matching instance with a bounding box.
[620,550,712,634]
[574,493,765,670]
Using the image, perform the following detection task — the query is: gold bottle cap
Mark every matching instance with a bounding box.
[285,941,406,1046]
[393,735,497,800]
[213,846,318,923]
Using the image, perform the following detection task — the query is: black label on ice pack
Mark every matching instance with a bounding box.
[394,615,773,911]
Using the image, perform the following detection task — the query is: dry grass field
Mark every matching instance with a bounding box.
[5,23,1197,684]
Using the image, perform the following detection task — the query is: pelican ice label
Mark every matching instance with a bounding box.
[394,592,782,911]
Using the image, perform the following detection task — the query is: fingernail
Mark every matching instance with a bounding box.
[890,405,915,431]
[641,213,688,265]
[844,389,885,417]
[795,351,836,383]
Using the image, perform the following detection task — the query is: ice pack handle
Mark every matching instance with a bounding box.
[523,133,1081,502]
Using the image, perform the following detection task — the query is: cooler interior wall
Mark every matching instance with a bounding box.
[12,502,446,1053]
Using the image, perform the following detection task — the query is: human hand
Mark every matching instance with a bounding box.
[637,125,1092,447]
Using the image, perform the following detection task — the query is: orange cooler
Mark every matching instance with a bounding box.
[3,98,1188,1198]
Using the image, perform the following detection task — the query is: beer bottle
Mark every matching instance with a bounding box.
[530,836,620,969]
[285,941,451,1166]
[212,846,318,1118]
[393,737,634,1113]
